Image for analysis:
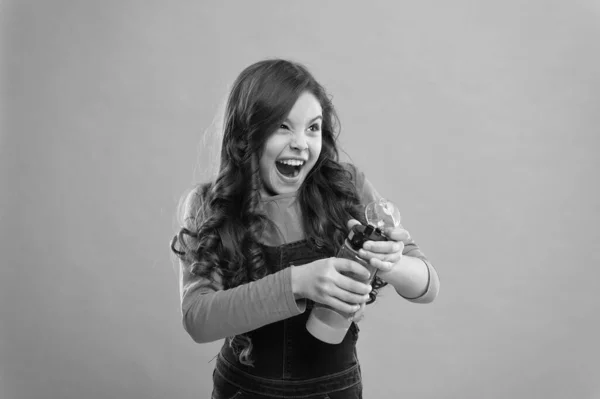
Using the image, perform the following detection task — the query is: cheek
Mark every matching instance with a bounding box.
[259,157,274,180]
[258,151,280,187]
[259,144,275,168]
[261,136,284,163]
[312,139,323,159]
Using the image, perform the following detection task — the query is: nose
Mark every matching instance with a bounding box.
[290,132,308,151]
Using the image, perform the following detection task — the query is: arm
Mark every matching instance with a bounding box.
[176,186,306,344]
[341,162,439,304]
[378,240,439,304]
[180,261,306,343]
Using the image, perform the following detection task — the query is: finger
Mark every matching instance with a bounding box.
[369,257,395,273]
[356,249,372,263]
[363,240,404,254]
[359,248,403,264]
[326,296,364,316]
[383,227,411,242]
[337,273,372,295]
[335,258,371,281]
[332,285,371,306]
[350,302,366,322]
[352,312,365,323]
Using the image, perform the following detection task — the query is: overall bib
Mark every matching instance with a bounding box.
[211,239,363,399]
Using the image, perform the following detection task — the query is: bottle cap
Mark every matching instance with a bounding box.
[347,224,386,251]
[347,198,401,251]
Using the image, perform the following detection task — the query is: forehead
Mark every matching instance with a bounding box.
[285,92,322,122]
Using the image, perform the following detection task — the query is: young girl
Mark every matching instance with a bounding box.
[171,59,439,399]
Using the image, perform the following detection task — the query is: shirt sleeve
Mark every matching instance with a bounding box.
[177,187,307,344]
[341,162,440,304]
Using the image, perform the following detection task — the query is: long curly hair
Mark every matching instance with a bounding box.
[171,59,388,366]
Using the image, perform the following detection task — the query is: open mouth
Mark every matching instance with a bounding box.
[275,159,305,178]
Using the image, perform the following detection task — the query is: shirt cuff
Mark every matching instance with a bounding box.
[398,258,439,304]
[281,266,307,314]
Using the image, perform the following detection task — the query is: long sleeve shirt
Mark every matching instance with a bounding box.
[178,163,439,343]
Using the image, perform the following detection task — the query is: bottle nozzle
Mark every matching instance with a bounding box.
[365,198,401,231]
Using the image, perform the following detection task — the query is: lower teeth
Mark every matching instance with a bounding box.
[280,169,299,178]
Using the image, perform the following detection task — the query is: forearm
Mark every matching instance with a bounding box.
[182,267,306,343]
[378,256,439,303]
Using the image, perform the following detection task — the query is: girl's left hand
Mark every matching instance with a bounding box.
[347,219,410,274]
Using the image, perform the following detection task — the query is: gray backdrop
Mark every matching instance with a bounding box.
[1,1,599,399]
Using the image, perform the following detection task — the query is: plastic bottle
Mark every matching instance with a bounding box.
[305,198,401,344]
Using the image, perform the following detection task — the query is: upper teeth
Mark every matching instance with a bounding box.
[277,159,304,166]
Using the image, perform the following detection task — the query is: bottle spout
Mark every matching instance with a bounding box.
[365,198,401,232]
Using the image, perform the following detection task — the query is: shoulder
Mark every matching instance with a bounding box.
[338,161,366,189]
[338,161,381,206]
[181,182,213,230]
[338,161,359,182]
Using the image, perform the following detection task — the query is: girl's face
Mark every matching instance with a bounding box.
[259,91,323,196]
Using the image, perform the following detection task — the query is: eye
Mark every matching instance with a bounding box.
[308,124,321,132]
[280,124,290,130]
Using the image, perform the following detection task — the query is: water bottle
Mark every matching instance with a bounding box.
[305,198,402,344]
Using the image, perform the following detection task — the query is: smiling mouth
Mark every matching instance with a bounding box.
[275,160,304,178]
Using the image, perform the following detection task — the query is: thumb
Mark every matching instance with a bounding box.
[347,219,362,230]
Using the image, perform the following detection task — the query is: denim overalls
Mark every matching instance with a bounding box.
[211,239,363,399]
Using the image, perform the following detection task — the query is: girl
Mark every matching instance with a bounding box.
[171,59,439,399]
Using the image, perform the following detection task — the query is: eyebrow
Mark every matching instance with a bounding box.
[284,115,323,125]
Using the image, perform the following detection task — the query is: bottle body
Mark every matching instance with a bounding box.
[306,199,398,344]
[305,239,376,344]
[336,240,379,285]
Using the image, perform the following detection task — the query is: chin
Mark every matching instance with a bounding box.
[268,171,304,195]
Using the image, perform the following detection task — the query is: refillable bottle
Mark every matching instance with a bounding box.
[305,198,402,344]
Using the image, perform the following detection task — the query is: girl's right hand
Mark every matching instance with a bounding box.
[292,257,373,315]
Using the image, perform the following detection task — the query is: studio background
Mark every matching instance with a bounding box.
[1,1,599,399]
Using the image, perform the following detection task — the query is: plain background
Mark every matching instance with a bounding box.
[1,1,599,399]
